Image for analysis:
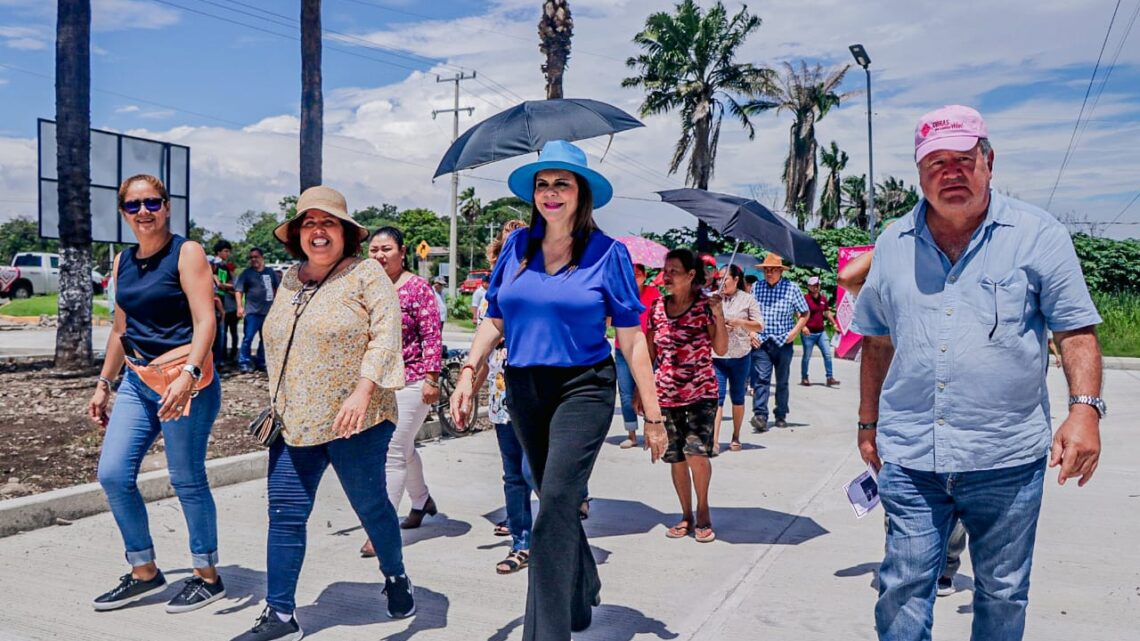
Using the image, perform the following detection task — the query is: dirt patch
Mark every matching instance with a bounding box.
[0,361,271,499]
[0,361,489,499]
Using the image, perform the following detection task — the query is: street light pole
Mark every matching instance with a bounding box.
[849,44,876,239]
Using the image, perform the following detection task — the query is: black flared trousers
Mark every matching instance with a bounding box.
[504,358,616,641]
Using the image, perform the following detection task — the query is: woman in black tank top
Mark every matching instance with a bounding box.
[87,174,226,614]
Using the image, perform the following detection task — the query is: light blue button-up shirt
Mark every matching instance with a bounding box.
[852,191,1101,473]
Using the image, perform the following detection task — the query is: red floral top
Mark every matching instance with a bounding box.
[648,295,719,407]
[397,274,442,383]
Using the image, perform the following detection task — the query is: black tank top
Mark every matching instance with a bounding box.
[116,235,194,362]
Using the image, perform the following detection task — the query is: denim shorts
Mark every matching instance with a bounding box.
[713,355,750,406]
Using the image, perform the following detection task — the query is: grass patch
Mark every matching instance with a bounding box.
[1093,291,1140,358]
[0,294,110,319]
[449,319,476,331]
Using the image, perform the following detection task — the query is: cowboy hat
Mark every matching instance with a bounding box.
[507,140,613,209]
[756,253,787,270]
[273,185,369,243]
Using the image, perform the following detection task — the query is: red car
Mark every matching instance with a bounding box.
[460,270,490,294]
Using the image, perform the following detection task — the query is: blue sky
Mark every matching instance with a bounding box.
[1,0,1138,240]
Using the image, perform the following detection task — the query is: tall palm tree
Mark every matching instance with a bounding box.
[876,176,920,219]
[458,186,484,268]
[55,0,93,369]
[760,61,854,227]
[539,0,573,99]
[818,141,848,229]
[300,0,322,191]
[841,174,868,230]
[623,0,773,248]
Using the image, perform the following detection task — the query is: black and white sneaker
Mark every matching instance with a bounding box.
[936,576,956,597]
[165,575,226,613]
[92,571,167,611]
[231,606,303,641]
[382,574,416,619]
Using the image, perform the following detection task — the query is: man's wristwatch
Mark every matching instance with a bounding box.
[1068,395,1106,418]
[181,364,203,383]
[857,421,878,431]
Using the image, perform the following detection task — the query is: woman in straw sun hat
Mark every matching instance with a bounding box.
[232,185,415,641]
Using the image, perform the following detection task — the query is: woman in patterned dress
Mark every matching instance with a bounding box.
[365,226,443,542]
[646,248,728,543]
[232,186,414,641]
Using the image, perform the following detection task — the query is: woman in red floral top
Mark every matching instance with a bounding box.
[646,248,727,543]
[360,227,443,556]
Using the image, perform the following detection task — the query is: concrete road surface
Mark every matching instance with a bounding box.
[0,358,1136,640]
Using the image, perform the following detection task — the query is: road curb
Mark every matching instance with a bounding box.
[0,418,457,538]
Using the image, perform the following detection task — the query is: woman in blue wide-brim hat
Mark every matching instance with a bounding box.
[450,140,667,641]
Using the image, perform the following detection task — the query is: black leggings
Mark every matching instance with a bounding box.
[504,358,615,641]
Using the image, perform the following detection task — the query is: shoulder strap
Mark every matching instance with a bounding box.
[270,257,347,408]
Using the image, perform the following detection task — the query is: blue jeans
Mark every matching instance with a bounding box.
[713,355,750,406]
[97,370,222,568]
[239,313,267,369]
[613,349,638,430]
[800,331,834,379]
[266,422,405,614]
[495,423,535,551]
[877,457,1046,641]
[751,340,793,420]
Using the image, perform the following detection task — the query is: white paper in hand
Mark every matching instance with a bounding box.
[843,465,880,518]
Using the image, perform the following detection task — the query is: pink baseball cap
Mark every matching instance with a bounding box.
[914,105,988,163]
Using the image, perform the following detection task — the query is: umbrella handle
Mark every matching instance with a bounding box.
[718,239,741,295]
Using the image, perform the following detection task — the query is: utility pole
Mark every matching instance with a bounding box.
[432,72,475,300]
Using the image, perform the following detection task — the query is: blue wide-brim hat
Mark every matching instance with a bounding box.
[507,140,614,209]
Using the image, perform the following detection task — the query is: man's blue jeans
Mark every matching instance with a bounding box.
[266,421,405,615]
[239,313,267,369]
[495,423,536,552]
[97,370,222,568]
[800,331,834,380]
[877,457,1046,641]
[751,340,793,420]
[613,349,638,431]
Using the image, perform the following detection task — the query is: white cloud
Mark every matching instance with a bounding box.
[1,0,1137,240]
[115,105,141,114]
[92,0,181,31]
[0,25,48,50]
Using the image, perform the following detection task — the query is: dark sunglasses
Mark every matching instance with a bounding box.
[120,198,165,214]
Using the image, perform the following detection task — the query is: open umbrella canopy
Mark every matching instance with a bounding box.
[716,252,765,272]
[616,235,669,268]
[433,99,644,178]
[657,189,829,270]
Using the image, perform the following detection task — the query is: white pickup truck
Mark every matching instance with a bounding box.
[0,252,105,299]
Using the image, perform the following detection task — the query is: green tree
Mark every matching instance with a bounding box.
[818,141,848,229]
[875,176,920,219]
[622,0,773,249]
[841,174,869,229]
[539,0,573,99]
[353,204,399,232]
[236,210,289,262]
[760,61,854,227]
[0,218,59,263]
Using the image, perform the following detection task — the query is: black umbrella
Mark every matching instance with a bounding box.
[433,99,644,178]
[716,252,765,271]
[657,188,830,270]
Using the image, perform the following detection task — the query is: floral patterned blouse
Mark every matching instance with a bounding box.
[397,274,443,383]
[264,259,405,447]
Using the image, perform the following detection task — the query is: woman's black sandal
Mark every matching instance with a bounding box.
[496,549,530,574]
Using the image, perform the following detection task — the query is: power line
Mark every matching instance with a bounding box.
[1045,0,1123,209]
[1071,0,1140,153]
[1107,190,1140,226]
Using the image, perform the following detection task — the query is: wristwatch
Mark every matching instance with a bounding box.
[1068,395,1106,418]
[181,364,203,383]
[857,421,878,431]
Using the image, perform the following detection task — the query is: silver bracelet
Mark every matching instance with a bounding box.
[97,376,114,389]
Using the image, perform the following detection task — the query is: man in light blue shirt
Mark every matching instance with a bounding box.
[852,105,1104,641]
